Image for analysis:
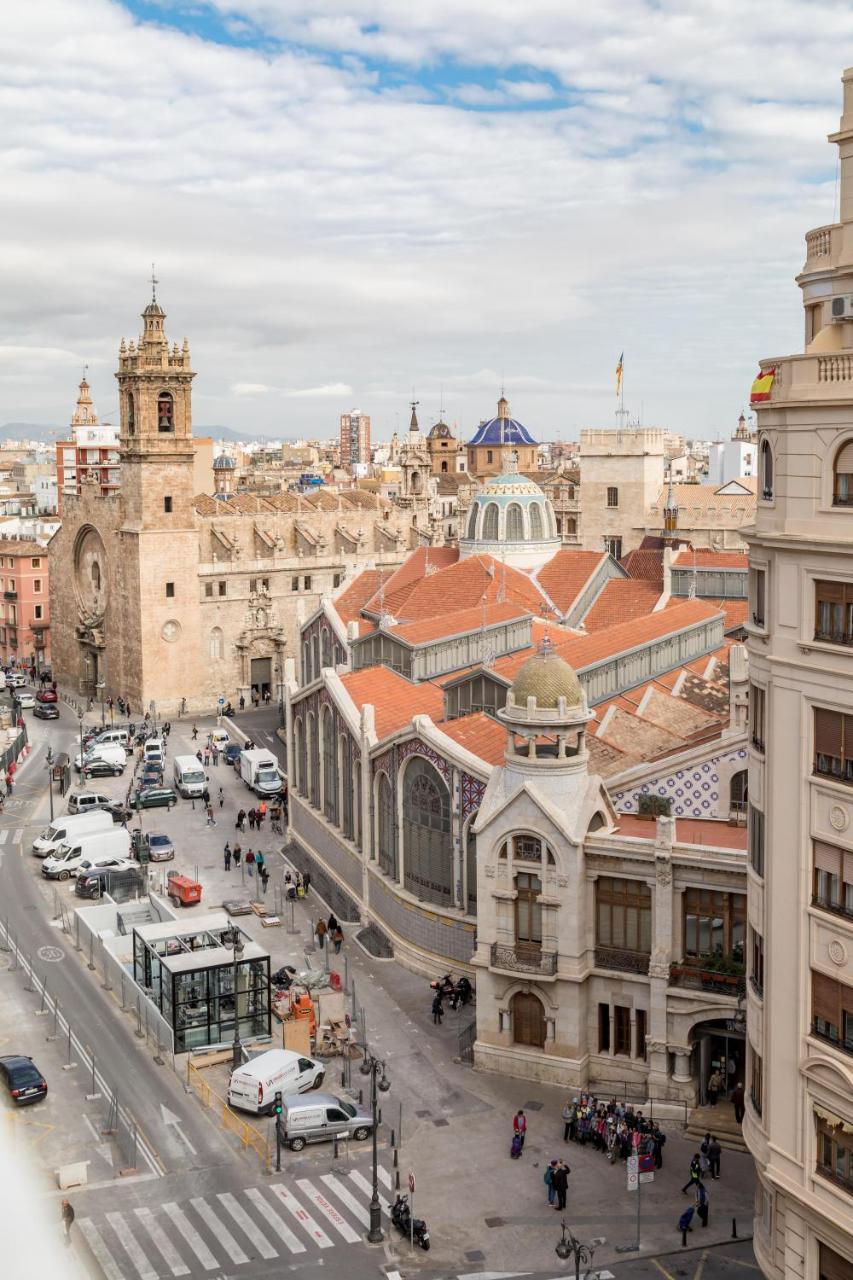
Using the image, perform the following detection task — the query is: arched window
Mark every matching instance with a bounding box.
[730,770,748,814]
[209,627,224,660]
[310,634,319,683]
[295,716,305,795]
[760,437,773,500]
[91,562,101,591]
[321,627,332,670]
[302,639,310,686]
[529,502,543,540]
[511,991,545,1048]
[482,502,499,540]
[566,516,577,536]
[467,505,479,539]
[341,735,354,839]
[402,757,452,906]
[307,711,319,808]
[515,871,542,958]
[506,503,523,540]
[127,393,135,436]
[157,391,174,433]
[377,773,397,877]
[834,440,853,506]
[465,815,478,914]
[322,706,338,825]
[441,460,448,472]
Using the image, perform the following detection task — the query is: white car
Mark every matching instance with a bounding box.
[5,671,26,688]
[15,692,35,710]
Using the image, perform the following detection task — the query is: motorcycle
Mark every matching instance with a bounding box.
[390,1193,430,1250]
[430,974,455,1000]
[430,973,474,1011]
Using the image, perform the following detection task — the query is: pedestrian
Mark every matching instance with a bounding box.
[678,1205,695,1236]
[236,808,246,831]
[248,807,256,830]
[258,800,267,825]
[431,992,444,1024]
[259,866,269,895]
[203,749,210,767]
[218,786,224,809]
[328,912,339,933]
[196,750,203,764]
[246,848,255,877]
[561,1097,574,1142]
[192,724,198,741]
[61,1199,75,1240]
[255,850,265,875]
[695,1182,709,1228]
[552,1159,569,1211]
[239,694,245,711]
[513,1109,527,1150]
[302,870,311,894]
[202,786,210,806]
[223,842,232,870]
[233,843,242,867]
[699,1134,711,1180]
[544,1159,558,1205]
[708,1134,721,1180]
[332,925,344,954]
[681,1153,704,1195]
[652,1124,667,1169]
[206,802,216,826]
[315,917,328,950]
[707,1068,723,1106]
[731,1081,745,1125]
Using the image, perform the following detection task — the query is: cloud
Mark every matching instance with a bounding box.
[230,382,277,395]
[285,383,354,398]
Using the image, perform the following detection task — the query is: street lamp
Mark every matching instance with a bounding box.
[97,678,106,727]
[227,924,245,1070]
[555,1222,604,1278]
[77,706,84,768]
[359,1049,391,1243]
[45,746,54,823]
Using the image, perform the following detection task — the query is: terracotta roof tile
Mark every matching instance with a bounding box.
[339,668,444,738]
[597,704,683,759]
[364,546,459,615]
[370,554,551,623]
[619,548,664,583]
[534,550,607,613]
[390,601,528,646]
[335,569,395,626]
[436,713,506,766]
[581,579,663,631]
[671,550,748,569]
[701,598,748,632]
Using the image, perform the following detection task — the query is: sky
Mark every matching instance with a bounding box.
[1,1,852,441]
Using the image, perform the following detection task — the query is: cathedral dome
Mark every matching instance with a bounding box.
[511,647,582,709]
[213,453,236,470]
[458,457,561,570]
[428,421,453,439]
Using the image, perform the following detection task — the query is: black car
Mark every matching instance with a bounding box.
[224,744,242,765]
[140,764,163,784]
[83,758,125,779]
[33,703,60,720]
[106,801,132,824]
[0,1055,48,1106]
[131,786,177,810]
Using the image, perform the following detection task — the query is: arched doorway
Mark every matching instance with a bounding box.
[730,770,748,814]
[402,757,452,906]
[512,991,545,1049]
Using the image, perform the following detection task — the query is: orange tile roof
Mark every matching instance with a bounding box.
[339,668,444,738]
[619,548,664,584]
[671,550,748,569]
[581,579,663,632]
[391,601,528,646]
[613,814,747,851]
[436,713,506,766]
[370,554,552,624]
[364,546,459,615]
[703,599,748,632]
[534,550,607,614]
[335,569,394,625]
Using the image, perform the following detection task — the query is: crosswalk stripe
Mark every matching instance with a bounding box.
[135,1207,190,1276]
[378,1165,393,1189]
[320,1173,370,1228]
[295,1178,361,1243]
[217,1192,277,1260]
[349,1167,390,1209]
[12,829,22,844]
[78,1219,124,1280]
[162,1202,219,1271]
[0,829,9,844]
[244,1187,306,1254]
[106,1212,158,1280]
[268,1184,333,1248]
[190,1197,248,1266]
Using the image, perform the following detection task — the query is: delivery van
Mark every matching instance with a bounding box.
[74,744,126,773]
[227,1050,325,1115]
[41,827,131,880]
[173,755,207,798]
[143,739,165,764]
[280,1092,373,1151]
[32,810,112,857]
[88,727,130,752]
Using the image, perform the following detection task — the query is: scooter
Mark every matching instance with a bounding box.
[390,1193,430,1250]
[449,976,474,1010]
[430,974,455,1000]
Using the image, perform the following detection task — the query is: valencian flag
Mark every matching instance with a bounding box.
[750,366,776,403]
[616,352,624,396]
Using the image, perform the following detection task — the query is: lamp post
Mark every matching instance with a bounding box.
[228,924,245,1070]
[359,1049,391,1243]
[97,677,106,727]
[77,706,84,768]
[45,746,54,822]
[555,1222,604,1279]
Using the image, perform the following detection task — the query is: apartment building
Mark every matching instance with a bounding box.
[0,539,50,667]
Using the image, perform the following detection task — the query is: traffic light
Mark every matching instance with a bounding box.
[274,1091,283,1116]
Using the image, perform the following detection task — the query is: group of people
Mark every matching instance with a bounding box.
[235,803,271,831]
[284,868,308,900]
[315,912,345,954]
[678,1134,722,1234]
[560,1094,668,1168]
[222,842,271,892]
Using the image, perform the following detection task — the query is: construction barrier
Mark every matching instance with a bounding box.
[187,1059,271,1172]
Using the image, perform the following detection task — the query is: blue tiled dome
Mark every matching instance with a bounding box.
[213,453,237,470]
[468,416,537,447]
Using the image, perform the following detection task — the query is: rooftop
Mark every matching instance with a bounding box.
[612,814,747,852]
[339,667,444,738]
[534,550,607,614]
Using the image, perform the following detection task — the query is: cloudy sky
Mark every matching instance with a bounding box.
[2,1,851,441]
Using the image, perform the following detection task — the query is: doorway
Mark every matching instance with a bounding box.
[695,1020,745,1103]
[512,991,545,1049]
[251,656,272,702]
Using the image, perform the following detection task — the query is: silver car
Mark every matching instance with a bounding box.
[146,833,175,862]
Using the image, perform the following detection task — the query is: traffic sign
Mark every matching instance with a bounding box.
[626,1153,639,1192]
[218,697,225,705]
[408,1171,415,1193]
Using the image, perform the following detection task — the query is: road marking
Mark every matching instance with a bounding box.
[135,1206,190,1276]
[160,1103,197,1155]
[77,1219,125,1280]
[268,1184,333,1248]
[378,1165,393,1189]
[245,1187,306,1254]
[190,1197,248,1266]
[217,1191,277,1260]
[295,1178,360,1243]
[162,1202,219,1270]
[349,1167,390,1205]
[320,1172,370,1227]
[12,829,22,844]
[651,1262,677,1280]
[0,829,8,844]
[106,1212,158,1280]
[694,1252,708,1280]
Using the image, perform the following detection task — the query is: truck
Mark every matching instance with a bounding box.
[240,748,283,796]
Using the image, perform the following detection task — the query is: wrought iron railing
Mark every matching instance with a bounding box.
[490,942,557,975]
[594,946,650,975]
[669,964,746,997]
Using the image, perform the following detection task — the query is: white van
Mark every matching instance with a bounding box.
[143,739,165,764]
[88,728,130,752]
[32,810,112,857]
[227,1050,325,1115]
[67,791,112,816]
[173,755,207,798]
[42,827,131,880]
[74,744,126,773]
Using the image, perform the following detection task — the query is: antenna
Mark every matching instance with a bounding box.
[150,263,158,302]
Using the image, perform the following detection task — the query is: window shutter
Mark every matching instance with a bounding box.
[816,580,845,604]
[844,851,853,885]
[815,709,843,757]
[812,970,840,1023]
[814,842,841,875]
[835,441,853,474]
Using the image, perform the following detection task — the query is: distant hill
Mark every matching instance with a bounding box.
[0,422,289,444]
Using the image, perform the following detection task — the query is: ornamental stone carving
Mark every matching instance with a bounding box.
[830,805,849,832]
[655,857,673,886]
[647,948,671,980]
[646,1039,668,1054]
[829,939,848,966]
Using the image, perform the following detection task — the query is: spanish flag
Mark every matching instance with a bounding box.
[750,366,776,403]
[616,352,623,396]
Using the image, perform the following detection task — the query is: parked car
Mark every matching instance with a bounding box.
[36,689,58,704]
[75,860,142,899]
[145,833,175,862]
[0,1055,48,1106]
[140,764,164,785]
[224,744,242,766]
[15,692,35,710]
[5,671,26,688]
[83,757,125,779]
[33,703,60,721]
[131,787,177,810]
[67,792,112,816]
[105,801,132,824]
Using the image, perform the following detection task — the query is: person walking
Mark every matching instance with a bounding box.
[218,786,224,810]
[552,1159,569,1211]
[245,848,255,877]
[302,870,311,895]
[255,850,265,876]
[699,1134,712,1180]
[192,724,198,741]
[236,808,246,832]
[332,925,344,954]
[233,843,242,867]
[328,912,339,933]
[248,807,256,831]
[513,1109,527,1150]
[731,1081,745,1124]
[206,802,216,826]
[61,1199,75,1240]
[707,1068,723,1106]
[678,1205,695,1236]
[652,1124,667,1169]
[681,1153,704,1195]
[315,917,328,950]
[561,1098,574,1142]
[202,786,210,808]
[695,1182,710,1228]
[708,1134,722,1180]
[239,694,245,711]
[431,992,444,1024]
[544,1159,558,1205]
[223,842,232,870]
[258,800,267,826]
[259,866,269,895]
[212,745,219,767]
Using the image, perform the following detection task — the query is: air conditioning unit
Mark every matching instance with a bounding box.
[831,295,853,320]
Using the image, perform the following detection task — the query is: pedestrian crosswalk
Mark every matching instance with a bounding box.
[0,827,25,844]
[78,1164,395,1278]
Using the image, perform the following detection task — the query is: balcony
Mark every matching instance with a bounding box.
[490,942,557,976]
[812,893,853,924]
[3,591,16,601]
[594,946,650,975]
[669,960,745,997]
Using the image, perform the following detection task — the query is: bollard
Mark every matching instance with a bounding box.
[47,999,59,1042]
[11,938,18,971]
[154,1026,165,1068]
[732,1217,737,1239]
[390,1128,395,1148]
[393,1148,398,1169]
[88,934,96,972]
[24,955,34,992]
[395,1169,400,1191]
[358,1088,363,1106]
[36,975,48,1017]
[134,995,144,1039]
[74,915,81,952]
[63,1022,77,1071]
[86,1054,101,1101]
[333,1134,339,1160]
